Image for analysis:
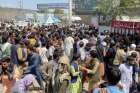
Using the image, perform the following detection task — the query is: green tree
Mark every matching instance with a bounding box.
[96,0,113,24]
[96,0,140,25]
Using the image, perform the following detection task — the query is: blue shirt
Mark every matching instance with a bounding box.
[93,86,124,93]
[28,53,42,73]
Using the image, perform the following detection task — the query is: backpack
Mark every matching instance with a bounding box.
[17,47,27,63]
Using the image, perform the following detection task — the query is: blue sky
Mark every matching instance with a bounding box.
[0,0,68,10]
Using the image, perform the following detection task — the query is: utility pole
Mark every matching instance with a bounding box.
[69,0,72,25]
[18,0,23,20]
[18,0,23,9]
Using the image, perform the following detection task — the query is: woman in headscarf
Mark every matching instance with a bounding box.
[12,74,36,93]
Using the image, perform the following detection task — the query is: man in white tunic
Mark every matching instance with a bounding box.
[119,56,134,93]
[64,35,74,61]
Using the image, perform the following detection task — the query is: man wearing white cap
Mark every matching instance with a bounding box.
[101,41,107,57]
[64,34,74,61]
[128,44,137,56]
[96,41,107,62]
[128,44,139,83]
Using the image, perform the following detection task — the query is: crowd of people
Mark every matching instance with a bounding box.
[0,22,140,93]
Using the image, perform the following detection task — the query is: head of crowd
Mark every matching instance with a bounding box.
[0,21,140,93]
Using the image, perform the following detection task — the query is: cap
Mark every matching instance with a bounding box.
[130,44,136,49]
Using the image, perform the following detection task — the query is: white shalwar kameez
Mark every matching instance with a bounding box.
[119,64,133,93]
[64,36,74,60]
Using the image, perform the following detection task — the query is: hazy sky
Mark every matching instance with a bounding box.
[0,0,68,10]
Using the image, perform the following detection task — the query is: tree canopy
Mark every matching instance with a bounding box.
[95,0,140,25]
[96,0,140,19]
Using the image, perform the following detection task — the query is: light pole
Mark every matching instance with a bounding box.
[18,0,23,20]
[69,0,72,25]
[18,0,23,9]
